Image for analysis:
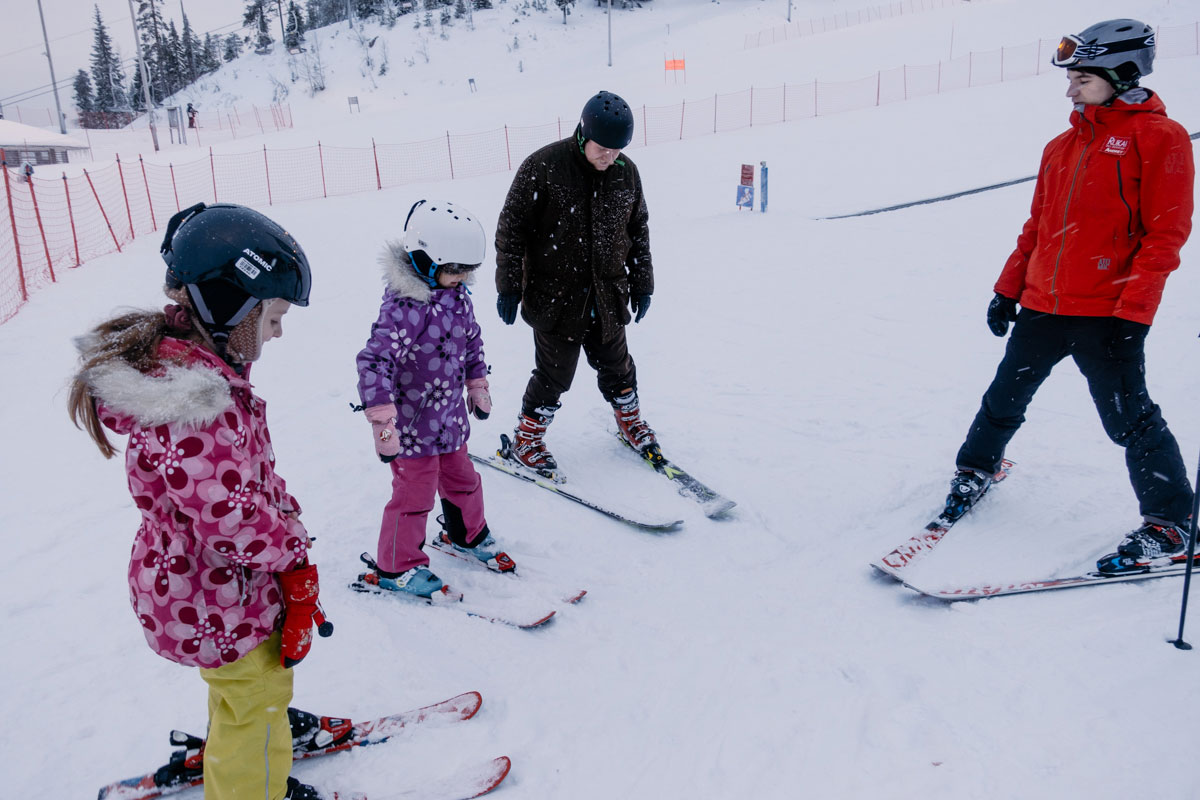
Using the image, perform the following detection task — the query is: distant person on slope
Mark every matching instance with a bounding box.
[354,200,514,601]
[494,90,658,479]
[68,203,348,800]
[941,19,1194,574]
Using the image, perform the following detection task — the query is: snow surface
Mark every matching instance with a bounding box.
[3,0,1200,797]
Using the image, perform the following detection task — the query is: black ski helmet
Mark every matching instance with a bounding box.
[580,91,634,150]
[161,202,311,344]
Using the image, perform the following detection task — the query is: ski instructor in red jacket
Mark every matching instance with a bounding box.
[942,19,1195,574]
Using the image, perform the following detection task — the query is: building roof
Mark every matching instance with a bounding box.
[0,119,89,151]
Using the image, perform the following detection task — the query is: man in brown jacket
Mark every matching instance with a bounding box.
[494,90,657,478]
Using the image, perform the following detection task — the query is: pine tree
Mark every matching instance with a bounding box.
[181,12,202,84]
[135,0,171,105]
[223,32,244,61]
[89,5,128,112]
[244,0,274,51]
[73,70,94,113]
[285,1,306,50]
[164,21,185,96]
[130,66,148,111]
[201,33,222,73]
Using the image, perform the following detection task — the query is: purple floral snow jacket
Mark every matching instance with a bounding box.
[87,336,309,669]
[356,243,488,458]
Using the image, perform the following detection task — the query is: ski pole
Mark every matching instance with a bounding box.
[1169,447,1200,650]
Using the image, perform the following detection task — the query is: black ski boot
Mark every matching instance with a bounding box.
[943,469,993,522]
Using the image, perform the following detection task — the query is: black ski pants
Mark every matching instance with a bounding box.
[522,317,637,415]
[956,309,1193,526]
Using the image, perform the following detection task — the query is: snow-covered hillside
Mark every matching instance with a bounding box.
[3,0,1199,797]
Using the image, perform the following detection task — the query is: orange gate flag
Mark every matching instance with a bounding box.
[664,58,686,70]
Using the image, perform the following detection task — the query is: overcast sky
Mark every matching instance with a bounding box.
[1,0,249,110]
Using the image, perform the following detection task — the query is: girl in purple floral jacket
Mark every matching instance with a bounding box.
[355,200,514,599]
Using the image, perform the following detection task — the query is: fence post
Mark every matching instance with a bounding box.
[643,106,648,146]
[27,179,56,283]
[263,146,273,206]
[750,87,754,127]
[712,95,717,134]
[813,79,819,116]
[1001,46,1005,81]
[169,164,180,211]
[680,100,686,140]
[1036,40,1042,75]
[210,148,218,202]
[445,132,455,180]
[968,51,973,87]
[139,155,156,231]
[116,154,134,239]
[318,142,328,198]
[63,173,81,267]
[876,71,881,106]
[557,117,562,139]
[903,64,908,100]
[84,168,122,253]
[783,83,787,122]
[372,138,382,190]
[2,157,28,302]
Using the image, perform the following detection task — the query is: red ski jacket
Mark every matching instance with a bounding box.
[994,91,1194,325]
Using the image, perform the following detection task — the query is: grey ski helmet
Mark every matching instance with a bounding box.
[161,202,311,346]
[580,91,634,150]
[1052,19,1155,91]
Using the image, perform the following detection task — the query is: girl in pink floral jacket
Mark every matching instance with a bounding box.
[70,204,335,800]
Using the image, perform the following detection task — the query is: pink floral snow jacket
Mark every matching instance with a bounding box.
[87,336,309,668]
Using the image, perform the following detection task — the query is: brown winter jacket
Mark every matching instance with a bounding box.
[495,130,654,341]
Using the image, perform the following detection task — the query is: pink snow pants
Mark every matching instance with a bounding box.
[376,444,486,573]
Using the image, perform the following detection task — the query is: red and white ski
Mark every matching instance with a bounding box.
[97,692,486,800]
[871,459,1015,580]
[428,536,588,605]
[901,561,1195,600]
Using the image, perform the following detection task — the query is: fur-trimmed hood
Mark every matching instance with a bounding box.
[380,239,476,303]
[78,336,238,432]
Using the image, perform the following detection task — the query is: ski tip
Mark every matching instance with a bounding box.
[703,499,737,519]
[519,610,557,629]
[469,756,513,798]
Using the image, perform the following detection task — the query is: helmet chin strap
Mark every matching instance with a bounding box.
[186,284,261,362]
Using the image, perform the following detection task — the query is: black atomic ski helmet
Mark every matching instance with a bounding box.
[580,91,634,150]
[161,202,311,347]
[1052,19,1155,92]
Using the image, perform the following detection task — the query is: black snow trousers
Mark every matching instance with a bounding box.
[522,316,637,415]
[955,309,1193,526]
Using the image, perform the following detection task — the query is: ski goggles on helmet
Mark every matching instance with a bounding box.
[1052,31,1155,67]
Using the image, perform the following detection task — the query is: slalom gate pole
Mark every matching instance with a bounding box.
[1169,447,1200,650]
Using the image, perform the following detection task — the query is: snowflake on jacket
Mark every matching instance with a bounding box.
[356,242,488,457]
[82,336,308,669]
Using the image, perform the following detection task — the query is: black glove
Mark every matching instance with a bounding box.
[631,294,651,323]
[986,293,1018,337]
[497,293,520,325]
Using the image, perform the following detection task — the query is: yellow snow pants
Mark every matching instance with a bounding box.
[198,633,294,800]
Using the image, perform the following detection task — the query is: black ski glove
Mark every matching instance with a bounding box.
[986,293,1018,337]
[631,294,651,323]
[497,293,520,325]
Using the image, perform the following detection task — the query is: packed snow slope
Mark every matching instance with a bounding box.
[2,0,1199,797]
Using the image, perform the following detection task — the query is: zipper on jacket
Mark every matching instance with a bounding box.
[1115,160,1133,238]
[1049,115,1095,312]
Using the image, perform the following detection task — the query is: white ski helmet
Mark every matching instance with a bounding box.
[402,200,486,286]
[1052,19,1155,91]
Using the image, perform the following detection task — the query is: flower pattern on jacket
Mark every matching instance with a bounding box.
[90,337,307,669]
[356,246,488,458]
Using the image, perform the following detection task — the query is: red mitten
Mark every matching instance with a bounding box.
[365,404,401,463]
[278,563,333,668]
[465,377,491,420]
